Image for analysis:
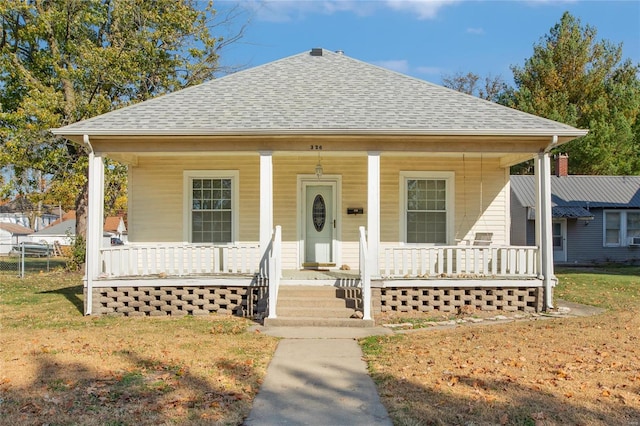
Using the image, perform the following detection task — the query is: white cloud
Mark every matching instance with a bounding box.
[374,59,410,73]
[383,0,462,20]
[242,0,459,22]
[466,27,484,35]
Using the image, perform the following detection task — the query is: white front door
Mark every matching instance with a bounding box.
[304,184,334,264]
[552,219,567,262]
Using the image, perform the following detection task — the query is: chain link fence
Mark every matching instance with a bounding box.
[0,243,68,277]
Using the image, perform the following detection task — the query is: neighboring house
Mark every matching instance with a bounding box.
[511,156,640,265]
[103,216,127,246]
[0,197,63,230]
[52,48,587,319]
[31,219,76,247]
[0,223,33,255]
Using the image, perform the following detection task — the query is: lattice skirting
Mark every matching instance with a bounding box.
[374,286,544,313]
[90,286,268,317]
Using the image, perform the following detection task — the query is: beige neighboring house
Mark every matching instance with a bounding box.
[52,48,587,321]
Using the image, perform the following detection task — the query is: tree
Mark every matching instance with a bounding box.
[506,11,640,175]
[441,71,508,102]
[1,0,247,238]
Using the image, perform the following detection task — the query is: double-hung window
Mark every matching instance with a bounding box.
[401,172,454,244]
[603,210,640,247]
[184,171,239,244]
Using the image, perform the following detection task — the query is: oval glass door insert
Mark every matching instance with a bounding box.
[312,194,326,232]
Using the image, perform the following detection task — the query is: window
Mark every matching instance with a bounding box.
[401,172,454,244]
[604,210,640,247]
[184,171,239,244]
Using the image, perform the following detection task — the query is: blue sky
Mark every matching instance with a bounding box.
[215,0,640,85]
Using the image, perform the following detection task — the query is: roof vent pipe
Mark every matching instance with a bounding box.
[335,50,344,55]
[310,48,323,56]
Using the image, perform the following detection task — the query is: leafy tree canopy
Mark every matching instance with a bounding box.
[1,0,246,232]
[506,11,640,175]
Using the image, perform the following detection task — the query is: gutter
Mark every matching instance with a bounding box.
[54,128,589,138]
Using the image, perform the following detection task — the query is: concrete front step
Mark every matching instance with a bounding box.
[277,306,357,318]
[277,297,350,308]
[277,285,340,298]
[263,317,375,328]
[269,284,371,327]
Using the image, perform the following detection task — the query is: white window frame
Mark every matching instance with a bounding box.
[603,209,640,247]
[399,171,455,245]
[183,170,239,244]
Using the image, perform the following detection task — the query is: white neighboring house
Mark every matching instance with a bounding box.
[0,198,63,230]
[31,219,76,246]
[103,216,127,247]
[0,223,34,255]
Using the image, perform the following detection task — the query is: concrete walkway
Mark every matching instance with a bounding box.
[244,327,393,426]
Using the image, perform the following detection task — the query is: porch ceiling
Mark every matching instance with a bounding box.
[86,134,561,169]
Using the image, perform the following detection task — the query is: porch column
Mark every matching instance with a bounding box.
[367,152,380,276]
[85,148,105,315]
[536,151,554,310]
[259,151,274,266]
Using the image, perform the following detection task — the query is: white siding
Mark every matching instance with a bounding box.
[128,153,509,270]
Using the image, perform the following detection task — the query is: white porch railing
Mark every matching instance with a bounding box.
[267,226,282,319]
[382,245,539,278]
[358,226,372,321]
[100,243,261,278]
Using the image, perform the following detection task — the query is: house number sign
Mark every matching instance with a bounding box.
[312,194,326,232]
[310,145,323,150]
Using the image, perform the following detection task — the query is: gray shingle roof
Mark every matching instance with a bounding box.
[32,219,76,236]
[54,49,586,137]
[511,175,640,209]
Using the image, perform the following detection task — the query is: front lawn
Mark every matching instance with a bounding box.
[361,266,640,426]
[0,272,278,425]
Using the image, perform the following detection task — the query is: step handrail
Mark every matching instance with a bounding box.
[267,225,282,319]
[359,226,372,321]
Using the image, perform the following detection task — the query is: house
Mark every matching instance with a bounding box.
[103,216,127,246]
[511,155,640,264]
[0,223,33,255]
[0,197,63,230]
[31,218,76,247]
[52,48,587,321]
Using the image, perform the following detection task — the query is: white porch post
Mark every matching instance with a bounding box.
[536,151,554,310]
[367,152,380,276]
[85,146,104,315]
[259,151,274,272]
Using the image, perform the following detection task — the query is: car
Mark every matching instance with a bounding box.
[110,237,124,246]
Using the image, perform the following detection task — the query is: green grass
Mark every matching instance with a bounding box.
[555,265,640,310]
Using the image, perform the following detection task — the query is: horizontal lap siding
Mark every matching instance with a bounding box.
[273,155,367,269]
[129,155,259,242]
[128,153,510,268]
[380,156,509,245]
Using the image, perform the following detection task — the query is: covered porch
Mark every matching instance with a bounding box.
[51,48,587,322]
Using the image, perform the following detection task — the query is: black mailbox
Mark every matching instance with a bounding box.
[347,208,364,215]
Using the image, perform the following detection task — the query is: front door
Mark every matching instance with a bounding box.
[552,219,567,262]
[304,184,334,265]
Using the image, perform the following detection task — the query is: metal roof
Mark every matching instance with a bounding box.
[511,175,640,209]
[53,49,586,138]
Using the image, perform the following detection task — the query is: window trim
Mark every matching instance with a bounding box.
[603,209,640,247]
[183,170,239,244]
[399,171,455,245]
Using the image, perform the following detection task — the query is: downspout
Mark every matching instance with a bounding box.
[540,135,558,310]
[83,135,94,315]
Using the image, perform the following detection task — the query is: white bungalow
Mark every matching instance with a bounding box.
[52,49,587,324]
